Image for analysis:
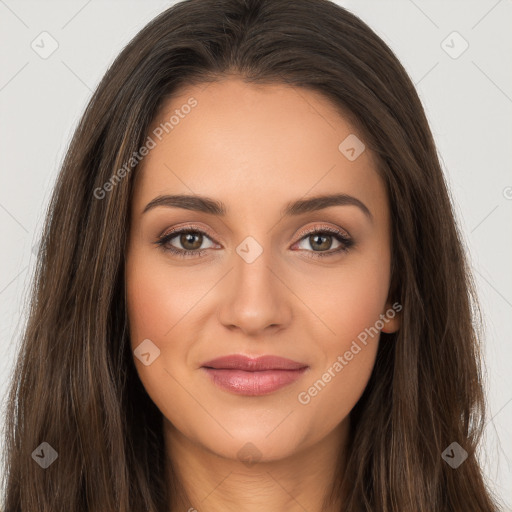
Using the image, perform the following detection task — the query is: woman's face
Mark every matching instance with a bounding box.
[125,77,399,462]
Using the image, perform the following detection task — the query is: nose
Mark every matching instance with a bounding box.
[216,247,293,337]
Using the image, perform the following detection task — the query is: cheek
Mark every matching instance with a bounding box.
[294,251,389,420]
[296,245,391,349]
[295,312,383,437]
[125,252,196,429]
[127,269,167,342]
[125,248,217,410]
[125,250,205,343]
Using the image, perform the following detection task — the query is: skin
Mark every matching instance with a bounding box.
[125,76,401,512]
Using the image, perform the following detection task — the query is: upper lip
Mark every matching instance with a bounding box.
[201,355,308,371]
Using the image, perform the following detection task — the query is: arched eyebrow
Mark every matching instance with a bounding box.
[282,193,373,223]
[142,193,373,223]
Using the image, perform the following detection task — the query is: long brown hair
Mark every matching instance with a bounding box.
[1,0,503,510]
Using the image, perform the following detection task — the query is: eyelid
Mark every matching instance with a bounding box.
[294,223,351,240]
[159,222,218,241]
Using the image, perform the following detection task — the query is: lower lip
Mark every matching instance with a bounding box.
[201,367,308,396]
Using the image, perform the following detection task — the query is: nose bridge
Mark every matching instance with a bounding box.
[216,234,292,334]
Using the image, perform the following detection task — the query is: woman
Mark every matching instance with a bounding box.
[1,0,503,510]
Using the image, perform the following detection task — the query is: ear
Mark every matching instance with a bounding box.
[380,300,402,333]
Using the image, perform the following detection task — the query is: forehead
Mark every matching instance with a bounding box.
[133,77,387,221]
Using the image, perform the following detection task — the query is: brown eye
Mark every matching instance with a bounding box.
[293,227,354,258]
[179,231,204,251]
[307,233,334,251]
[155,228,217,258]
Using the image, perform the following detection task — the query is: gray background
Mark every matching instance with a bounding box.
[0,0,511,508]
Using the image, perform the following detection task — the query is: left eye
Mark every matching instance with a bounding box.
[292,228,354,258]
[295,232,344,252]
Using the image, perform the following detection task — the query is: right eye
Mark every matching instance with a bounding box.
[155,227,219,258]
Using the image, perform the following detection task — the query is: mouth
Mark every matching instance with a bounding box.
[200,354,309,396]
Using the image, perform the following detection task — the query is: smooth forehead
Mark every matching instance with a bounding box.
[134,76,387,220]
[150,75,362,142]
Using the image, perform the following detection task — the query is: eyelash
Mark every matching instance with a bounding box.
[154,224,354,259]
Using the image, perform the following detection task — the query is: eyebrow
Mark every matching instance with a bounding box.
[142,193,373,222]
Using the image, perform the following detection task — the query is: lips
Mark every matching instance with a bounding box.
[201,354,308,371]
[200,354,309,396]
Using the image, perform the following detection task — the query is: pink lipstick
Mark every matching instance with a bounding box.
[201,354,309,396]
